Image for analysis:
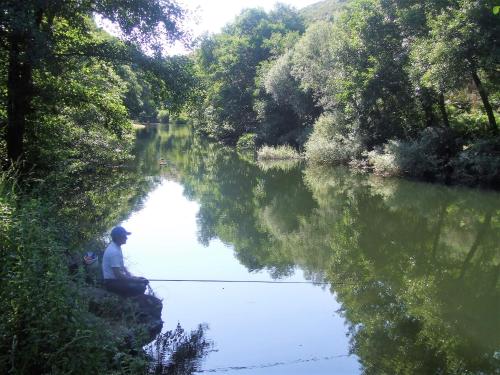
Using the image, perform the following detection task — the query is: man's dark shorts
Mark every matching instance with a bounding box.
[104,278,148,297]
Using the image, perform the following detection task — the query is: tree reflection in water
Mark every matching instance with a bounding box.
[146,323,212,375]
[143,124,500,374]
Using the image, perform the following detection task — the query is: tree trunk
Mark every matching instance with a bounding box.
[438,92,449,128]
[6,34,33,163]
[471,70,497,134]
[420,88,437,128]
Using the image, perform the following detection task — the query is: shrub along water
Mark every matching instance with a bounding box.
[304,113,362,165]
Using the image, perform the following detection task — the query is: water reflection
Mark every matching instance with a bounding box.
[135,123,500,374]
[146,324,212,375]
[302,168,500,374]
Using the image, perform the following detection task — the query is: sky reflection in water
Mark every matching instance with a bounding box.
[122,181,357,374]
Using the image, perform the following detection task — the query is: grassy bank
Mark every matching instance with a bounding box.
[0,172,113,373]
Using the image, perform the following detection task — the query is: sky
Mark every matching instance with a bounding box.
[178,0,319,35]
[97,0,321,55]
[169,0,321,54]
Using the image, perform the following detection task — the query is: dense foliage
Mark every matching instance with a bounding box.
[0,0,200,373]
[191,4,317,147]
[0,0,196,166]
[191,0,499,187]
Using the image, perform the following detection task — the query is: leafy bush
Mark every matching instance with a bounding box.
[367,127,461,180]
[366,141,404,176]
[157,110,170,124]
[0,178,113,374]
[257,144,301,160]
[236,133,257,152]
[304,114,362,164]
[26,114,134,174]
[451,137,500,188]
[447,105,492,136]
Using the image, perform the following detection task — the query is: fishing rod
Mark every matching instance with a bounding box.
[147,279,330,285]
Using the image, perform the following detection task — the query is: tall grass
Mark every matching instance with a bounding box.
[257,144,302,160]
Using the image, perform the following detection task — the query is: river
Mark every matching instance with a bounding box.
[118,123,499,374]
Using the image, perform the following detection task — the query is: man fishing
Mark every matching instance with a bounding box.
[102,226,149,297]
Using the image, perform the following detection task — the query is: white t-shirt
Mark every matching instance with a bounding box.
[102,242,125,279]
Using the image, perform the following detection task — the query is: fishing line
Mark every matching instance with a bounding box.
[147,279,330,285]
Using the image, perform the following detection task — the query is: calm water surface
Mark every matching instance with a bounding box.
[120,124,499,374]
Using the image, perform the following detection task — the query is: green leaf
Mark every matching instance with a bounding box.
[494,6,500,15]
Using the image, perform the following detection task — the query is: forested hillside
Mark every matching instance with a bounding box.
[190,0,499,188]
[300,0,349,23]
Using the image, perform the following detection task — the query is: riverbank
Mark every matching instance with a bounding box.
[0,166,164,373]
[189,1,498,192]
[256,127,499,190]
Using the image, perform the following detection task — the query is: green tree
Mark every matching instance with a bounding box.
[408,0,499,133]
[293,0,420,149]
[117,65,159,123]
[1,0,185,162]
[192,5,306,144]
[254,47,318,147]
